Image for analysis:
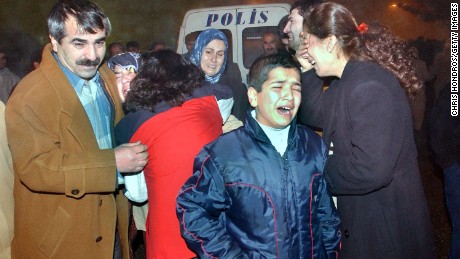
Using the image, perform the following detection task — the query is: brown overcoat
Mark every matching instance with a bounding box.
[6,43,129,259]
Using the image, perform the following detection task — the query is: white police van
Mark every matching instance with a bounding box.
[176,3,291,85]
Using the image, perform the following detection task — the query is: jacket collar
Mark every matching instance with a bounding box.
[38,44,123,150]
[244,109,298,146]
[40,43,122,121]
[40,44,82,115]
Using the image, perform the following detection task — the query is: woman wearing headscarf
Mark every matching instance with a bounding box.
[108,52,148,257]
[107,52,142,104]
[191,28,244,132]
[115,50,223,259]
[297,2,435,258]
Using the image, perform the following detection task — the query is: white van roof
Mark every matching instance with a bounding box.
[179,3,291,31]
[181,3,290,15]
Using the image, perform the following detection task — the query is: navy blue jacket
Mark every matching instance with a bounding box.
[176,112,341,259]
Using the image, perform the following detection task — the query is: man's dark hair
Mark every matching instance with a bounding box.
[109,41,125,50]
[31,48,42,63]
[47,0,111,43]
[148,41,166,51]
[290,0,324,16]
[127,41,140,49]
[277,15,289,39]
[185,32,199,44]
[248,54,301,92]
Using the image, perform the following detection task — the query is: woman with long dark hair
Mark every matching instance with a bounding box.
[297,2,435,258]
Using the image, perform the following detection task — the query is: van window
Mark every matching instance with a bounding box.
[242,26,278,68]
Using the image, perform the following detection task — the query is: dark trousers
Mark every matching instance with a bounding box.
[445,163,460,259]
[114,232,122,259]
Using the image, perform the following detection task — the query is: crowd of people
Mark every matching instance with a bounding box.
[0,0,456,259]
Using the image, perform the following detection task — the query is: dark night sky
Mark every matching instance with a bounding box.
[0,0,450,51]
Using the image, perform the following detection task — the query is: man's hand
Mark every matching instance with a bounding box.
[222,115,243,133]
[295,32,314,72]
[115,141,148,173]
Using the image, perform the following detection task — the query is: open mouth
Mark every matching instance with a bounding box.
[277,106,293,115]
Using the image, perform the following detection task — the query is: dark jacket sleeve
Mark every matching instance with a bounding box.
[316,141,341,258]
[298,70,324,128]
[324,81,401,195]
[220,61,249,121]
[176,150,256,258]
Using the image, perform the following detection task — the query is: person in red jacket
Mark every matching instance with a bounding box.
[115,50,225,258]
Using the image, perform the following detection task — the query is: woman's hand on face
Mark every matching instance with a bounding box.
[295,32,315,72]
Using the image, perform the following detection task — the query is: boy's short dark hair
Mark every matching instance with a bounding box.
[248,54,301,92]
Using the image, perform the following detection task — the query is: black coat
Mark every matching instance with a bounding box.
[300,61,435,259]
[429,84,460,169]
[220,60,250,121]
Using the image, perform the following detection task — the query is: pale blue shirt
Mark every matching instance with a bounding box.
[54,53,124,184]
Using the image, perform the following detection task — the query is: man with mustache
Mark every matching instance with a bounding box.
[283,0,327,127]
[260,31,278,56]
[5,0,148,258]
